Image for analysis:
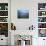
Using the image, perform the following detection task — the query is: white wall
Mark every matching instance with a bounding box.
[11,0,46,30]
[11,0,38,45]
[11,0,38,30]
[11,0,46,46]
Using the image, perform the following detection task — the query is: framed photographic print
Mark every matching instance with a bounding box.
[17,8,29,19]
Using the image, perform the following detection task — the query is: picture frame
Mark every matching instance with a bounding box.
[17,8,29,19]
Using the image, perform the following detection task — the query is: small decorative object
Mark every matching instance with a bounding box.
[40,8,44,10]
[29,27,30,30]
[45,6,46,8]
[3,18,7,22]
[0,11,8,16]
[38,3,46,10]
[38,17,46,22]
[3,23,8,30]
[39,29,46,37]
[0,23,8,30]
[0,6,1,10]
[11,23,16,30]
[29,25,35,30]
[38,23,46,28]
[38,17,42,22]
[42,12,45,15]
[17,8,29,19]
[0,17,7,22]
[5,6,8,10]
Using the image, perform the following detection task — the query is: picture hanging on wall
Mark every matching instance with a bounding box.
[17,8,29,19]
